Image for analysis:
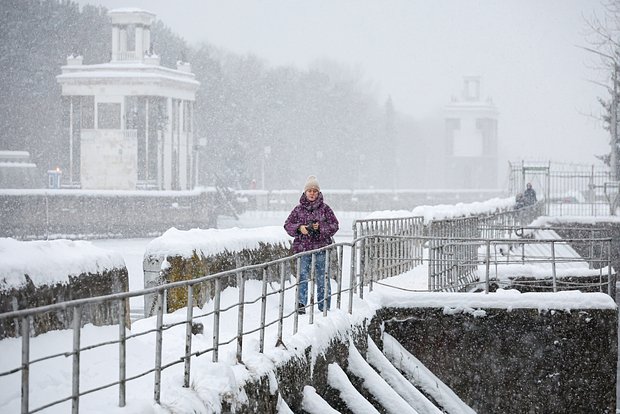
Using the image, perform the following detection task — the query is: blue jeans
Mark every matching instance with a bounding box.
[299,251,331,311]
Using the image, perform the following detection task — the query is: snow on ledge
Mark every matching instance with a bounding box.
[364,197,516,223]
[531,215,620,226]
[368,289,616,311]
[144,226,292,259]
[0,238,125,289]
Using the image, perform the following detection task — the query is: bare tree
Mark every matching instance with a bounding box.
[583,0,620,179]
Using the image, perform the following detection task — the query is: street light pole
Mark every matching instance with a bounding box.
[261,146,271,190]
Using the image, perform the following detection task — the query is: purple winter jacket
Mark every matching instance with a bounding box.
[284,192,339,253]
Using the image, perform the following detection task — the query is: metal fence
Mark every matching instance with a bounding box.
[0,242,350,413]
[508,161,615,216]
[426,202,545,291]
[3,203,616,412]
[352,216,425,288]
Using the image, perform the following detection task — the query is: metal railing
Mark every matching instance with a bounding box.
[352,216,425,286]
[508,161,614,216]
[427,202,545,291]
[0,242,355,413]
[1,210,614,412]
[428,235,614,294]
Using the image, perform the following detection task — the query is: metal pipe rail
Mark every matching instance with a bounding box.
[1,231,613,412]
[352,216,424,280]
[427,236,614,295]
[0,241,357,414]
[478,201,546,239]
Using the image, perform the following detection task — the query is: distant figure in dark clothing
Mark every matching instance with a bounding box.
[523,183,537,206]
[515,193,525,209]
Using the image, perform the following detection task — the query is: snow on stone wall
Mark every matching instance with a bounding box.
[0,238,125,289]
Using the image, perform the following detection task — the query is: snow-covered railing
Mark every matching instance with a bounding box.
[352,216,425,283]
[0,230,615,412]
[0,241,353,413]
[426,234,614,294]
[427,201,545,290]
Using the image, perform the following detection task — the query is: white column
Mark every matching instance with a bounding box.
[187,103,194,189]
[111,26,119,61]
[145,98,149,181]
[119,26,127,53]
[135,25,144,60]
[177,100,187,190]
[69,97,74,183]
[162,98,172,190]
[144,28,151,54]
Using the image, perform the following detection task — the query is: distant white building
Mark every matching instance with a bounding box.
[56,8,200,190]
[444,76,498,189]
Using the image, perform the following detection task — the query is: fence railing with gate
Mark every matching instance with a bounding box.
[508,161,614,216]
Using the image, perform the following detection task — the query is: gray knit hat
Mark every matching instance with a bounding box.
[304,175,320,192]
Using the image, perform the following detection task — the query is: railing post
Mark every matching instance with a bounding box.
[427,235,433,291]
[119,299,127,406]
[154,290,164,404]
[349,239,356,314]
[184,285,194,386]
[551,241,557,292]
[277,261,286,341]
[589,229,595,270]
[336,245,343,310]
[213,278,222,361]
[294,258,301,334]
[71,307,82,414]
[360,238,371,299]
[21,316,30,414]
[361,237,369,293]
[323,249,330,317]
[236,271,245,363]
[309,253,316,325]
[608,240,614,298]
[485,240,491,294]
[259,267,268,352]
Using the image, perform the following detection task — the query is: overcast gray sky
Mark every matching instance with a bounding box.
[78,0,610,171]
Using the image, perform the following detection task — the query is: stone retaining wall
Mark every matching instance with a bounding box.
[0,268,129,338]
[374,306,617,414]
[143,242,292,316]
[202,301,617,413]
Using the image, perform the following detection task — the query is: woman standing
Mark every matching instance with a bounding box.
[284,175,339,314]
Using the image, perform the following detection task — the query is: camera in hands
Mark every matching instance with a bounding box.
[306,220,319,235]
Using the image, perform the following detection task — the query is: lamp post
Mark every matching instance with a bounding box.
[194,137,207,188]
[261,146,271,190]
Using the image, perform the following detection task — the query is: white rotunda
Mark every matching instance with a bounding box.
[56,8,200,190]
